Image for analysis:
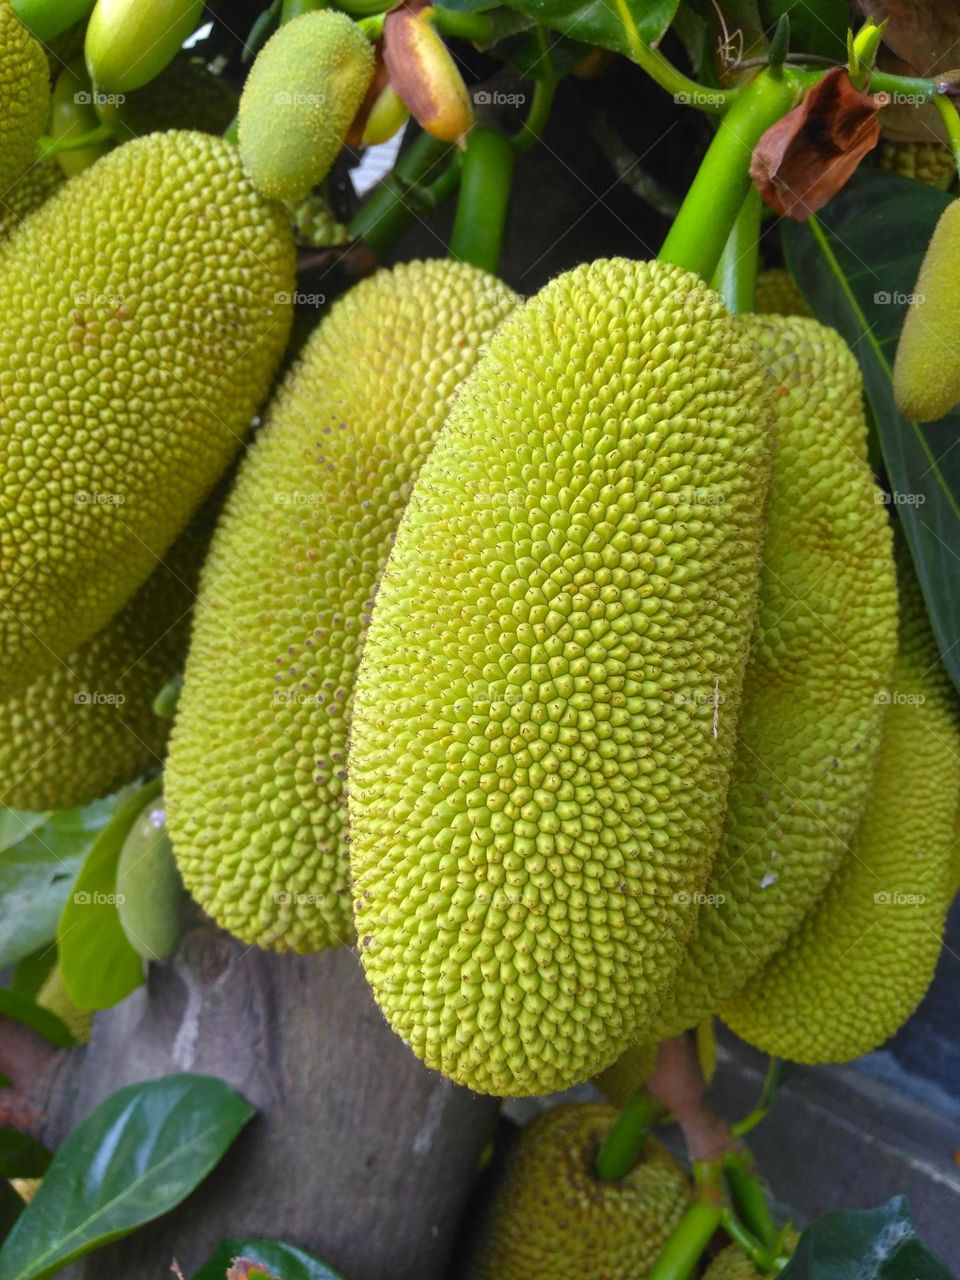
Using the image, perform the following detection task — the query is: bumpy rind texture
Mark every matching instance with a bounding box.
[650,316,898,1038]
[349,258,773,1096]
[0,131,294,695]
[879,140,955,190]
[238,11,374,202]
[0,1,48,192]
[703,1237,799,1280]
[723,560,960,1062]
[0,159,64,241]
[117,798,185,961]
[754,268,812,318]
[0,509,210,810]
[461,1104,691,1280]
[166,261,517,953]
[893,199,960,422]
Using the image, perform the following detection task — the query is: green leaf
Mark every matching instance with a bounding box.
[473,0,679,57]
[193,1241,346,1280]
[10,949,57,1001]
[56,781,161,1011]
[0,1131,52,1180]
[0,800,124,969]
[783,170,960,695]
[758,0,847,60]
[782,1196,953,1280]
[0,1185,25,1247]
[0,990,73,1049]
[0,1074,255,1280]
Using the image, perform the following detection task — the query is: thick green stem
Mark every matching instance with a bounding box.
[712,185,761,313]
[725,1154,779,1250]
[431,5,493,43]
[281,0,327,20]
[732,1057,783,1138]
[337,0,391,14]
[347,129,453,256]
[36,123,115,159]
[449,127,515,274]
[513,75,557,152]
[658,70,798,281]
[630,40,734,113]
[933,93,960,173]
[648,1199,724,1280]
[595,1089,664,1182]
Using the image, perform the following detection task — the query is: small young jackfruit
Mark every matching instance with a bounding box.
[0,0,49,191]
[0,159,63,240]
[460,1103,691,1280]
[117,797,187,962]
[0,131,294,696]
[349,258,773,1096]
[85,0,205,93]
[36,965,93,1044]
[238,11,374,203]
[754,267,811,318]
[893,199,960,422]
[650,315,898,1039]
[723,560,960,1063]
[166,261,517,954]
[879,140,955,190]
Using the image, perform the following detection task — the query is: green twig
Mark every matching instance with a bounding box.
[513,75,557,152]
[36,123,114,159]
[449,126,515,273]
[933,92,960,173]
[648,1198,725,1280]
[595,1089,665,1182]
[712,185,761,313]
[281,0,328,20]
[336,0,391,14]
[347,129,454,256]
[732,1057,783,1137]
[431,5,494,43]
[724,1152,779,1250]
[630,39,734,113]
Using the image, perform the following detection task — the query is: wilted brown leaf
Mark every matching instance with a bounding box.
[751,68,883,219]
[384,0,473,144]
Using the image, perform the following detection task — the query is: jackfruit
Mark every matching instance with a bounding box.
[597,1041,659,1107]
[95,55,237,139]
[238,11,374,203]
[722,561,960,1063]
[0,509,211,811]
[0,159,63,240]
[290,193,351,248]
[460,1103,691,1280]
[117,797,186,962]
[166,260,516,954]
[703,1236,799,1280]
[0,0,49,192]
[879,140,955,190]
[754,268,811,318]
[349,257,773,1096]
[85,0,205,93]
[36,965,93,1044]
[649,315,898,1039]
[893,199,960,422]
[0,130,294,696]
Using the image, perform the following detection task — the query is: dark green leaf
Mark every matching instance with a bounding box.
[481,0,679,57]
[494,27,591,79]
[193,1240,346,1280]
[10,949,57,1001]
[0,990,73,1049]
[782,1196,954,1280]
[0,1185,25,1247]
[0,1131,52,1180]
[0,1074,255,1280]
[758,0,847,60]
[0,799,124,969]
[783,170,960,695]
[56,782,160,1011]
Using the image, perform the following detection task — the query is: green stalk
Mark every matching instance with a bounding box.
[732,1057,783,1137]
[712,185,762,313]
[630,40,734,113]
[36,123,115,159]
[513,75,557,152]
[449,127,515,274]
[648,1199,724,1280]
[281,0,328,19]
[595,1089,664,1182]
[725,1154,779,1250]
[431,5,493,43]
[658,70,798,281]
[933,93,960,173]
[336,0,392,14]
[347,130,454,256]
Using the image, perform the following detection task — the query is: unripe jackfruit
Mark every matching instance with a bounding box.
[0,0,49,192]
[754,268,811,318]
[85,0,205,93]
[349,258,773,1096]
[893,199,960,422]
[0,160,63,241]
[650,315,898,1038]
[0,131,294,696]
[879,140,955,190]
[723,562,960,1063]
[461,1103,691,1280]
[238,11,374,203]
[166,261,517,953]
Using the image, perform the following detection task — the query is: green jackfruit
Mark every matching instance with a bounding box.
[723,560,960,1063]
[0,159,63,240]
[85,0,205,93]
[96,56,237,139]
[754,268,811,318]
[893,199,960,422]
[36,966,93,1044]
[650,315,898,1038]
[117,796,186,962]
[238,11,374,203]
[0,131,294,697]
[349,258,773,1096]
[460,1103,691,1280]
[0,0,49,192]
[879,140,955,190]
[166,260,516,953]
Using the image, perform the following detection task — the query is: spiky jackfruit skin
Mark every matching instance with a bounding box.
[349,258,773,1096]
[893,199,960,422]
[0,131,294,696]
[0,0,49,192]
[879,140,955,190]
[238,11,374,203]
[704,1236,799,1280]
[754,268,811,318]
[650,316,898,1039]
[0,160,63,241]
[597,1041,658,1106]
[166,261,517,953]
[461,1104,691,1280]
[37,966,93,1044]
[723,565,960,1063]
[0,510,210,810]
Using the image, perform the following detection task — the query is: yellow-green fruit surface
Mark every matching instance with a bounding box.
[879,140,955,190]
[0,511,210,810]
[0,0,49,191]
[0,159,63,240]
[37,966,93,1043]
[704,1237,799,1280]
[0,130,294,697]
[462,1103,691,1280]
[651,315,898,1038]
[85,0,205,93]
[166,261,517,954]
[754,268,811,318]
[893,199,960,422]
[238,10,374,202]
[117,797,186,961]
[349,258,773,1095]
[597,1041,658,1106]
[723,561,960,1062]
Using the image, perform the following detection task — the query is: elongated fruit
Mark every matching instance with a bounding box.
[723,558,960,1062]
[166,261,517,953]
[85,0,205,92]
[349,258,773,1095]
[0,0,49,191]
[11,0,94,41]
[893,199,960,422]
[117,796,187,962]
[650,315,898,1038]
[0,131,294,696]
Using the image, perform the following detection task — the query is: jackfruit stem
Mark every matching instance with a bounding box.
[348,129,453,255]
[629,39,734,114]
[281,0,329,20]
[720,1208,781,1274]
[429,6,495,44]
[658,70,799,282]
[724,1153,779,1250]
[647,1198,725,1280]
[712,186,761,314]
[731,1057,783,1138]
[932,93,960,175]
[513,72,557,153]
[36,123,114,160]
[450,127,514,274]
[594,1088,664,1182]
